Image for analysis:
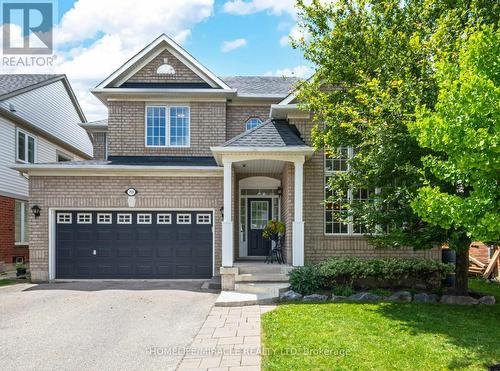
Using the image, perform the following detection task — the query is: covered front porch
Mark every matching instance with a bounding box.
[211,119,313,291]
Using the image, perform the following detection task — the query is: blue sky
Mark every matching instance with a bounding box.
[1,0,311,119]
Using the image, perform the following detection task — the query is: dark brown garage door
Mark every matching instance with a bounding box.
[55,210,213,279]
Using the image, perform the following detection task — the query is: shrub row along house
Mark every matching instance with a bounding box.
[12,35,439,286]
[0,75,93,271]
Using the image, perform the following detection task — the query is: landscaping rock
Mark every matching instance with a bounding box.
[413,293,438,303]
[440,295,478,305]
[348,292,380,302]
[279,290,303,302]
[330,295,348,302]
[303,294,328,303]
[478,296,496,305]
[386,291,412,302]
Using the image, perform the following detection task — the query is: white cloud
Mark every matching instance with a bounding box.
[1,0,215,121]
[264,65,313,78]
[221,38,247,53]
[222,0,295,16]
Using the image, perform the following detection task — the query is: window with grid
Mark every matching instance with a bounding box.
[145,105,189,147]
[57,213,72,224]
[197,214,211,224]
[245,117,262,131]
[117,214,132,224]
[97,213,112,224]
[157,214,172,224]
[324,147,371,235]
[137,214,152,224]
[77,213,92,224]
[177,214,191,224]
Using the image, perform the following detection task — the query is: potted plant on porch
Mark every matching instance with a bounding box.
[15,263,27,278]
[262,220,286,264]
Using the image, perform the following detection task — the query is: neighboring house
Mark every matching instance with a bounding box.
[0,74,93,270]
[13,35,439,283]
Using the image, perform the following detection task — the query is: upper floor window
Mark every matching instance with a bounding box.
[145,105,190,147]
[16,129,36,163]
[57,151,72,162]
[245,117,262,131]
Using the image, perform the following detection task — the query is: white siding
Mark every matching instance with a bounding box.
[0,117,28,198]
[0,117,85,199]
[0,80,93,157]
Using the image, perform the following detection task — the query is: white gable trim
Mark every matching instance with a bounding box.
[96,34,231,90]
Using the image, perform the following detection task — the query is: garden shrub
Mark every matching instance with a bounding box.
[332,283,354,297]
[288,257,453,293]
[288,264,322,295]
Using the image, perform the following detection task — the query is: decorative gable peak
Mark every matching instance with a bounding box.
[157,58,175,75]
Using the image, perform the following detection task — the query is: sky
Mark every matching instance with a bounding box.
[0,0,312,121]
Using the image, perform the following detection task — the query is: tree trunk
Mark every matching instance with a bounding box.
[454,248,469,295]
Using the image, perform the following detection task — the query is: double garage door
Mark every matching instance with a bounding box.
[55,210,213,279]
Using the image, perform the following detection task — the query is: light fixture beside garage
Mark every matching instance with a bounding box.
[31,205,41,218]
[125,187,138,208]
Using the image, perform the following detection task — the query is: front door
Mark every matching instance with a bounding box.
[247,198,272,256]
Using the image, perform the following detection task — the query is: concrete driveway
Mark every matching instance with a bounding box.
[0,281,218,371]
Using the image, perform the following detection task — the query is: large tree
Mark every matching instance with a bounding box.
[409,25,500,291]
[293,0,498,293]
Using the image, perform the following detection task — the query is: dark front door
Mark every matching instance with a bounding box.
[247,198,272,256]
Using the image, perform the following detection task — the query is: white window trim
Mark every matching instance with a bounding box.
[324,147,364,236]
[77,213,92,224]
[57,213,72,224]
[157,213,172,224]
[177,213,191,224]
[56,150,73,162]
[15,200,28,245]
[97,213,112,224]
[197,214,211,225]
[117,213,132,224]
[16,128,37,164]
[144,105,190,148]
[137,213,152,224]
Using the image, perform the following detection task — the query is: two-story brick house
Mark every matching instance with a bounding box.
[14,35,439,284]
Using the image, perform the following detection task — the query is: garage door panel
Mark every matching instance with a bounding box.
[55,210,213,279]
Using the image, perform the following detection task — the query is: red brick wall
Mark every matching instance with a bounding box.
[470,242,491,265]
[0,196,29,266]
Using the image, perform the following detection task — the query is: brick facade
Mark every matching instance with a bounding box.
[0,195,29,268]
[127,49,204,83]
[91,132,107,160]
[28,176,223,281]
[225,105,270,141]
[107,101,226,157]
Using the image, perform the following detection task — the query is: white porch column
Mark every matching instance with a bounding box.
[222,159,233,267]
[292,157,305,266]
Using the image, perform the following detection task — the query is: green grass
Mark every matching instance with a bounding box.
[0,279,19,287]
[262,279,500,370]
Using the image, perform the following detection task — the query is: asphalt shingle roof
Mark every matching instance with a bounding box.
[220,76,300,96]
[32,156,218,167]
[223,119,308,148]
[80,118,108,127]
[0,74,64,98]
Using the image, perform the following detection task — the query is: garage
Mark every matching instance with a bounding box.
[55,210,213,279]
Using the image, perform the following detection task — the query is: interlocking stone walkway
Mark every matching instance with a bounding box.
[177,305,276,371]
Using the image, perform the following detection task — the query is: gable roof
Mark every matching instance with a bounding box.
[222,119,308,148]
[221,76,300,98]
[0,74,63,98]
[80,118,108,131]
[95,34,232,90]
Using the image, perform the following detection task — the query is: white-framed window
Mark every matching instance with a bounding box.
[57,151,72,162]
[177,214,191,224]
[97,213,112,224]
[196,214,211,224]
[57,213,72,224]
[16,128,36,164]
[245,117,262,131]
[117,214,132,224]
[324,147,371,235]
[145,105,190,147]
[77,213,92,224]
[137,213,152,224]
[14,200,29,244]
[157,214,172,224]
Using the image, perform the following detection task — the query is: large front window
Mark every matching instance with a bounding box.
[324,147,371,235]
[146,105,189,147]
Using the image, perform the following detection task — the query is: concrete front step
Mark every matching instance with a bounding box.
[234,282,290,296]
[236,273,289,282]
[235,263,294,275]
[215,291,278,307]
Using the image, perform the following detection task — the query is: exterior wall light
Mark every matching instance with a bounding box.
[31,205,41,218]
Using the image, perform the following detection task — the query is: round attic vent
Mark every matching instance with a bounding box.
[156,58,175,75]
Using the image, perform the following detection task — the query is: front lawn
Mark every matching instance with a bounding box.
[0,279,19,287]
[262,279,500,370]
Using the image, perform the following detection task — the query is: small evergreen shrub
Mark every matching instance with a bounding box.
[332,283,354,297]
[288,264,322,295]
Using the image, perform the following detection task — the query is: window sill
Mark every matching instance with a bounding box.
[14,242,29,247]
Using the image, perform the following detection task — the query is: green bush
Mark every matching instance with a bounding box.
[288,264,322,295]
[288,257,453,294]
[332,283,354,297]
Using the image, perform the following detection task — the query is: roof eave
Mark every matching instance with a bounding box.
[210,145,314,165]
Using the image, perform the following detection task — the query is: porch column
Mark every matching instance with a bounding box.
[222,158,233,267]
[293,157,305,266]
